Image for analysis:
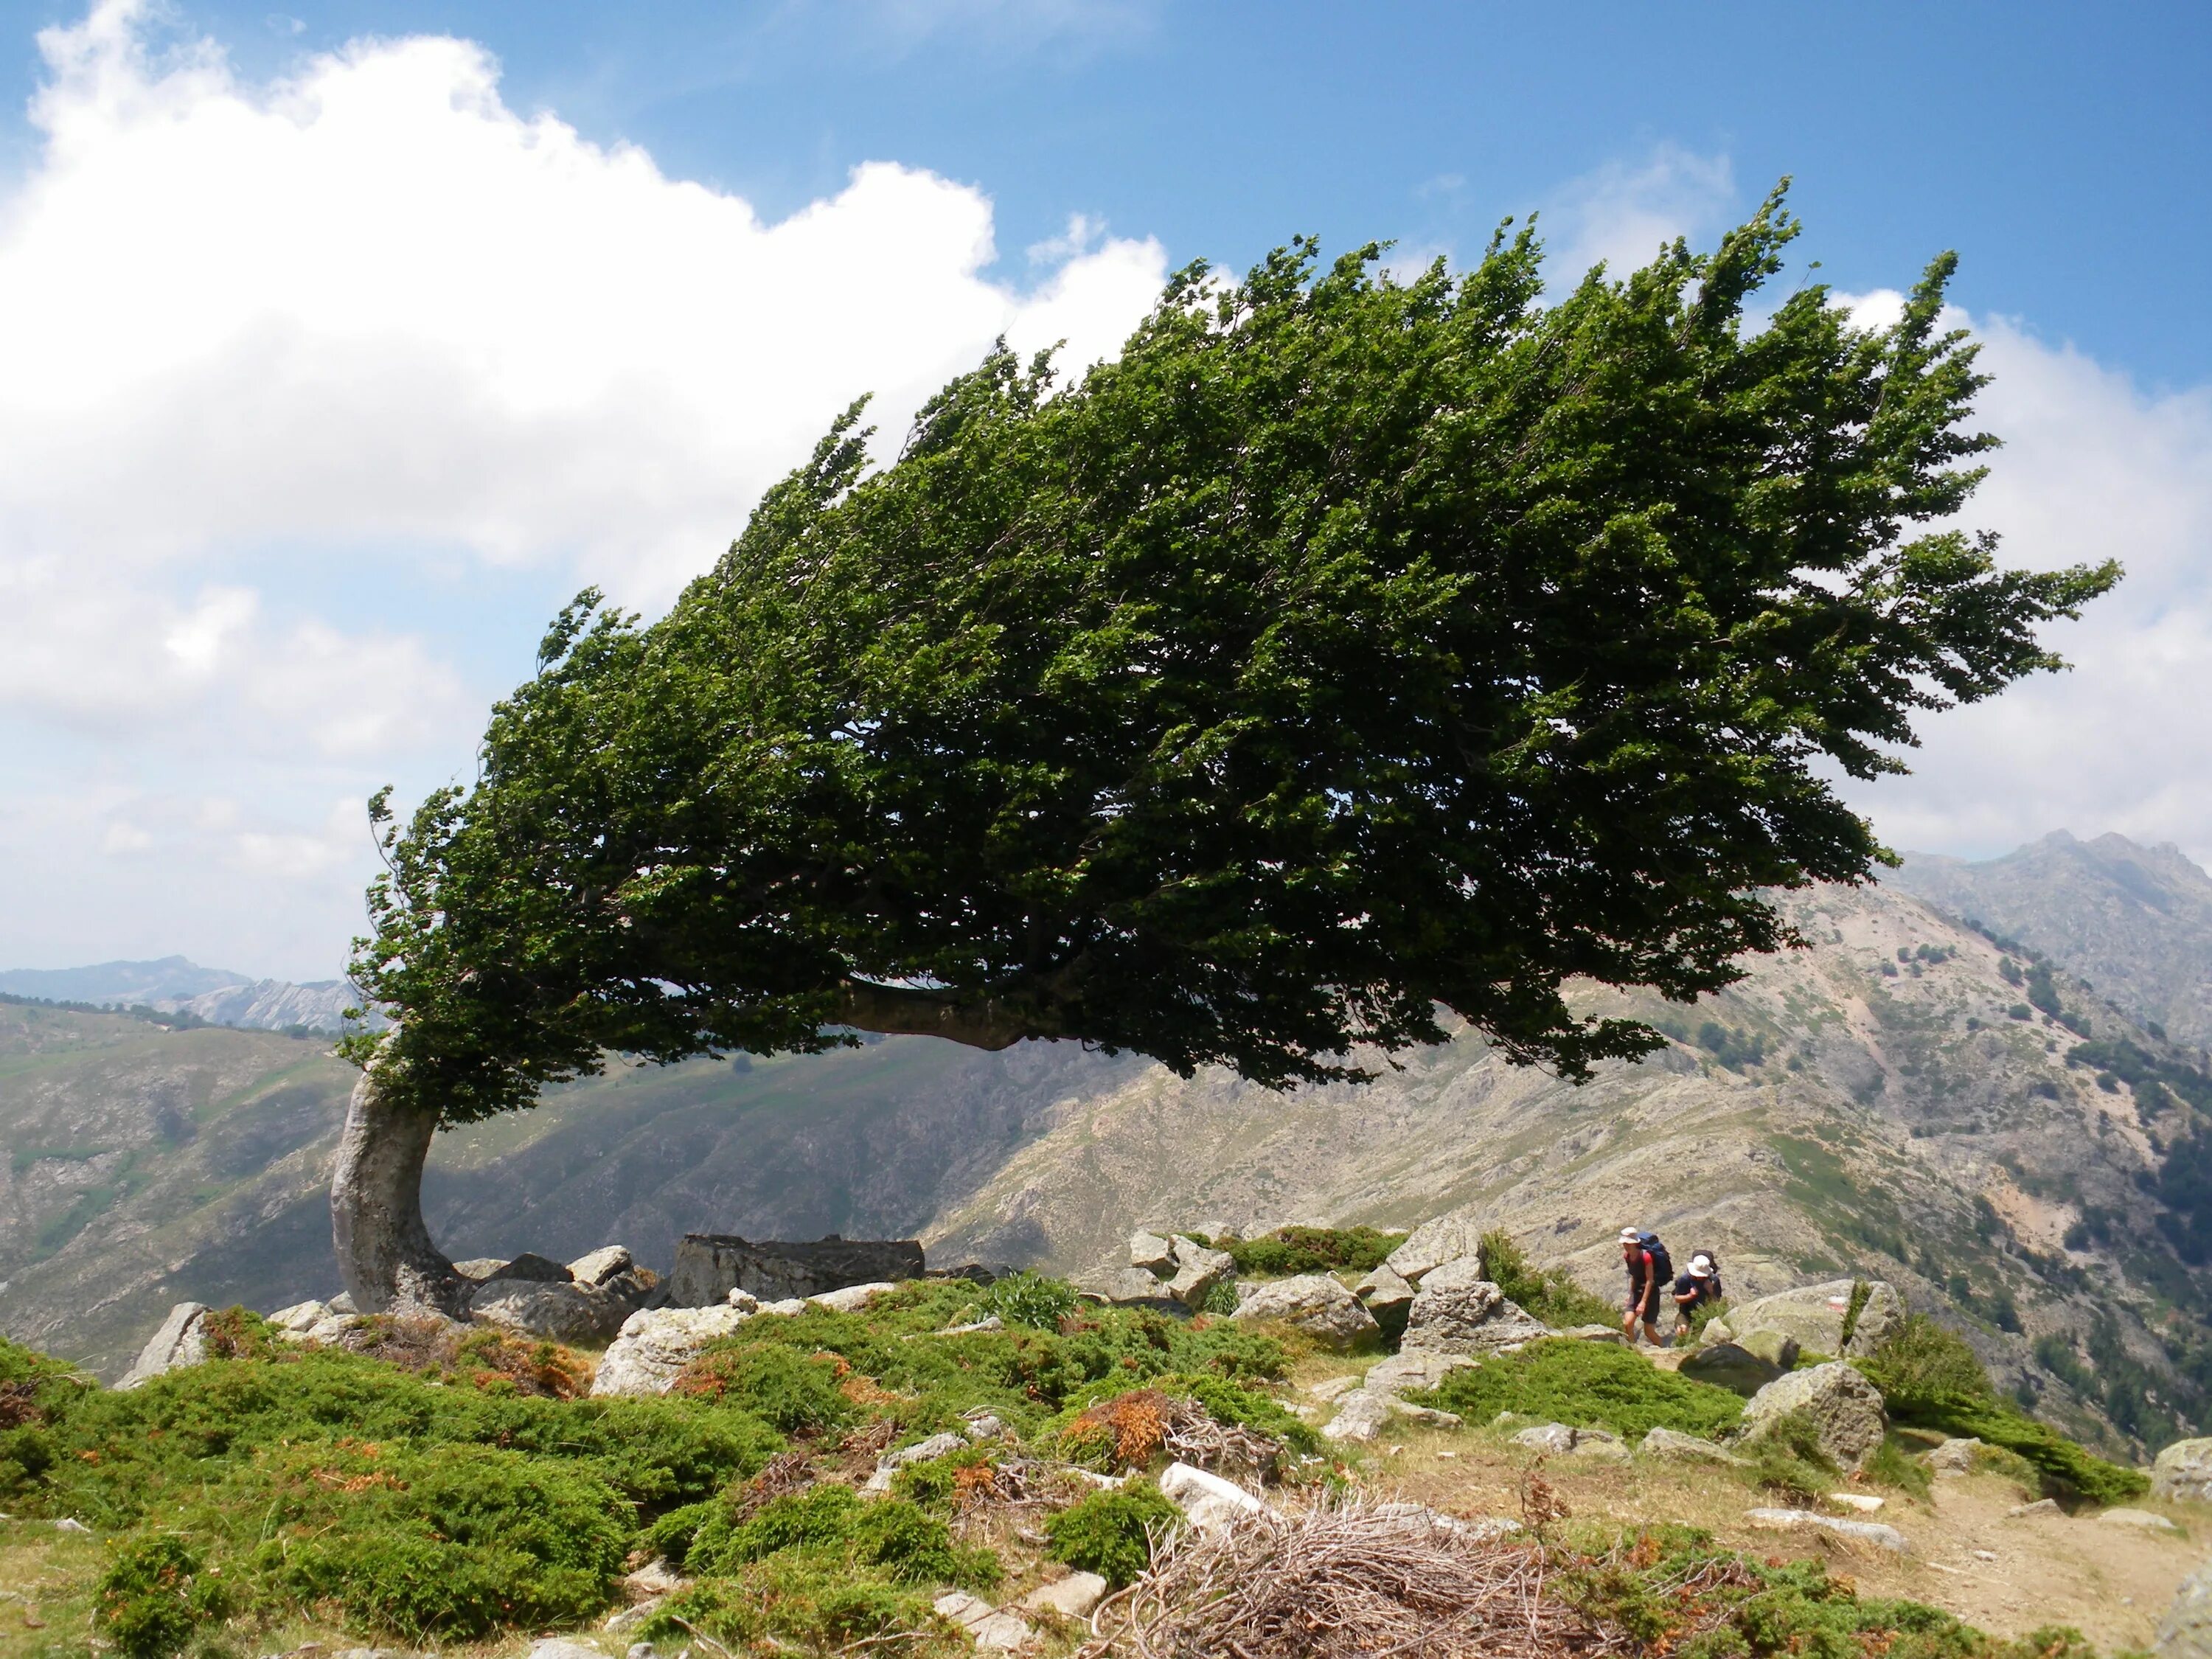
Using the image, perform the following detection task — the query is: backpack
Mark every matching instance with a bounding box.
[1636,1231,1674,1286]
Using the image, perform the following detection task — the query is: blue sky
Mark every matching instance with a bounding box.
[0,0,2205,979]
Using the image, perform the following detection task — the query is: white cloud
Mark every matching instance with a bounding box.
[0,0,1169,978]
[1544,144,1736,288]
[1839,314,2212,868]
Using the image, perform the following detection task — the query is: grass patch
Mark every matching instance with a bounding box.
[1413,1338,1745,1441]
[1482,1232,1621,1329]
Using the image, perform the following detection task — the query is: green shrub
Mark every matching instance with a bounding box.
[672,1342,855,1435]
[645,1556,942,1651]
[1737,1409,1838,1503]
[1481,1232,1620,1329]
[687,1484,998,1591]
[1414,1338,1744,1441]
[983,1272,1079,1330]
[94,1535,232,1659]
[1216,1225,1399,1277]
[1046,1483,1182,1587]
[1857,1315,1992,1415]
[1052,1370,1321,1460]
[1865,1434,1934,1499]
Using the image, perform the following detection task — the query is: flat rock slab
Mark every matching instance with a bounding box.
[591,1305,755,1397]
[1159,1459,1269,1532]
[1641,1427,1750,1467]
[118,1302,209,1390]
[1021,1571,1109,1618]
[1385,1214,1485,1284]
[1363,1349,1483,1397]
[525,1642,607,1659]
[1746,1508,1909,1553]
[2101,1507,2183,1532]
[1740,1362,1887,1472]
[1230,1273,1380,1349]
[933,1591,1031,1650]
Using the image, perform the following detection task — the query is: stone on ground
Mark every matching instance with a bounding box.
[1164,1237,1236,1307]
[1354,1262,1415,1312]
[1086,1267,1180,1304]
[591,1304,754,1397]
[808,1281,897,1313]
[2159,1554,2212,1659]
[472,1272,655,1345]
[1827,1492,1885,1512]
[118,1302,210,1390]
[1641,1427,1750,1467]
[2154,1437,2212,1503]
[482,1252,574,1284]
[568,1245,635,1287]
[1322,1388,1395,1443]
[1745,1508,1908,1553]
[1511,1422,1577,1455]
[1739,1360,1888,1472]
[1725,1279,1903,1358]
[1158,1459,1268,1531]
[933,1591,1032,1650]
[1924,1436,1984,1476]
[1128,1230,1176,1275]
[1736,1328,1801,1369]
[2009,1498,2061,1517]
[1402,1259,1548,1356]
[525,1641,607,1659]
[1363,1349,1484,1398]
[1677,1340,1784,1397]
[1230,1273,1380,1348]
[1383,1214,1485,1284]
[1021,1572,1109,1618]
[2100,1508,2183,1532]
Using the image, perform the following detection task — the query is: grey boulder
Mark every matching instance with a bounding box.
[1230,1273,1380,1349]
[1363,1348,1484,1398]
[1402,1259,1548,1356]
[2160,1555,2212,1659]
[1164,1237,1236,1307]
[1129,1230,1176,1276]
[472,1270,657,1346]
[2154,1436,2212,1503]
[118,1302,210,1390]
[481,1252,574,1284]
[1641,1427,1750,1467]
[1745,1507,1908,1553]
[1384,1215,1485,1284]
[568,1245,636,1287]
[1677,1340,1785,1397]
[1725,1279,1903,1359]
[1739,1361,1888,1473]
[591,1304,756,1396]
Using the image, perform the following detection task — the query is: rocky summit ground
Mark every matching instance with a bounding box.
[7,852,2212,1471]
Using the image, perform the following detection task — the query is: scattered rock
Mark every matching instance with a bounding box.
[590,1305,756,1397]
[1355,1262,1415,1311]
[2155,1438,2212,1503]
[931,1315,1004,1338]
[1725,1279,1902,1359]
[117,1302,210,1390]
[1230,1273,1380,1349]
[1391,1401,1464,1427]
[808,1281,897,1313]
[568,1245,636,1287]
[1129,1230,1176,1276]
[2158,1554,2212,1658]
[1021,1571,1109,1618]
[1088,1267,1184,1305]
[471,1274,654,1345]
[933,1591,1031,1651]
[1559,1324,1627,1344]
[1924,1437,1984,1477]
[1164,1237,1237,1308]
[1158,1459,1269,1532]
[1828,1492,1885,1513]
[1974,1549,1997,1561]
[1511,1422,1577,1455]
[622,1559,688,1598]
[1383,1215,1485,1284]
[727,1288,761,1311]
[1677,1341,1784,1397]
[267,1300,330,1334]
[482,1252,574,1284]
[1736,1328,1801,1370]
[1363,1349,1484,1398]
[961,1407,1009,1441]
[1322,1389,1396,1443]
[2101,1508,2183,1533]
[2009,1498,2062,1517]
[327,1292,358,1314]
[52,1517,91,1534]
[603,1600,661,1635]
[1402,1261,1549,1356]
[451,1258,509,1281]
[1310,1375,1361,1402]
[886,1431,968,1469]
[1641,1427,1750,1467]
[1745,1508,1909,1553]
[1739,1361,1887,1473]
[759,1298,808,1315]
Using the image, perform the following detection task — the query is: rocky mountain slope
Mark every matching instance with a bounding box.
[1895,832,2212,1049]
[6,863,2212,1461]
[0,956,363,1033]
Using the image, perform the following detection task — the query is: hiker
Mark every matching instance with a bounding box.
[1618,1227,1666,1346]
[1671,1252,1722,1344]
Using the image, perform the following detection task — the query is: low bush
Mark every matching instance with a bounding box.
[982,1271,1080,1330]
[671,1341,855,1435]
[644,1557,943,1652]
[1413,1339,1745,1441]
[1214,1225,1399,1277]
[1046,1482,1182,1587]
[1855,1317,2148,1504]
[1481,1232,1620,1329]
[94,1535,232,1659]
[1738,1410,1840,1503]
[684,1483,999,1593]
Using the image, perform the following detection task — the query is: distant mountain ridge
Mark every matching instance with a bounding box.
[0,957,361,1034]
[1893,832,2212,1049]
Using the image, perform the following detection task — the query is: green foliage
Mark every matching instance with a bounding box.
[347,187,2115,1126]
[1840,1280,1873,1349]
[1481,1232,1624,1329]
[686,1484,999,1593]
[1864,1435,1934,1499]
[981,1271,1079,1330]
[94,1535,232,1659]
[1216,1225,1398,1276]
[1738,1410,1840,1503]
[672,1342,855,1435]
[1857,1316,1993,1417]
[644,1557,942,1652]
[1415,1338,1745,1441]
[1046,1482,1182,1587]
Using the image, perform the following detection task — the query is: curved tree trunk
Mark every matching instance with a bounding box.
[330,1066,468,1317]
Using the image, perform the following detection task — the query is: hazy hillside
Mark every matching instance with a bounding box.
[1895,832,2212,1049]
[7,874,2212,1461]
[0,956,249,1006]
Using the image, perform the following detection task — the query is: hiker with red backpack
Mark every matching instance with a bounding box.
[1618,1226,1671,1346]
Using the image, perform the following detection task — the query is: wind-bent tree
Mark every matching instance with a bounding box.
[335,190,2116,1313]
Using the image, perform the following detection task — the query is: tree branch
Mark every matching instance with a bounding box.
[828,980,1057,1050]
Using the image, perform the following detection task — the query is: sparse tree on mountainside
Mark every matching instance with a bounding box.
[334,187,2118,1313]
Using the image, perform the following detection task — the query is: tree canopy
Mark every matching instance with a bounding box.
[347,189,2117,1125]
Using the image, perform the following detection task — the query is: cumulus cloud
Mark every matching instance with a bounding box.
[1543,143,1737,288]
[0,0,1169,976]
